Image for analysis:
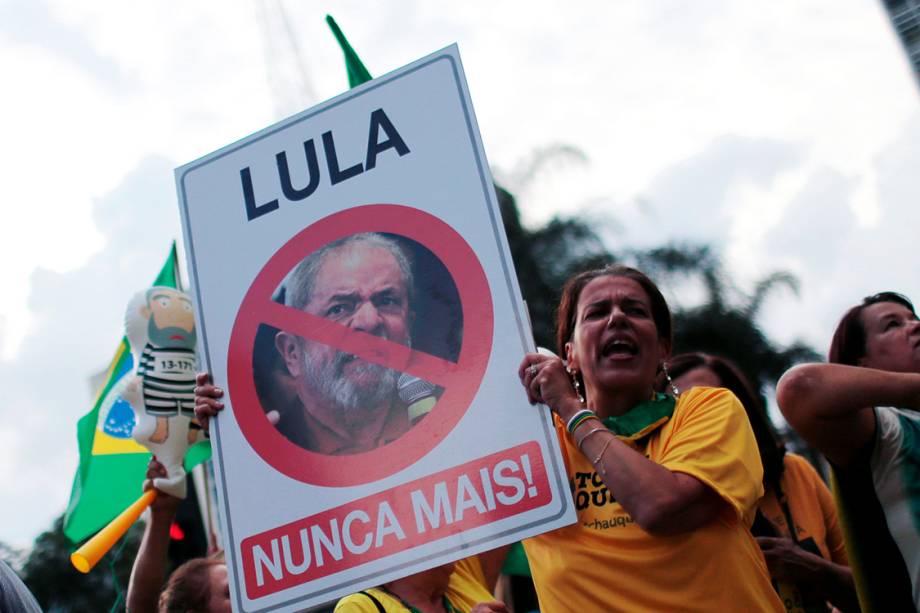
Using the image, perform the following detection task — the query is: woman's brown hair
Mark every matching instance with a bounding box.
[555,265,672,357]
[828,292,915,365]
[158,557,223,613]
[664,352,785,489]
[555,266,672,396]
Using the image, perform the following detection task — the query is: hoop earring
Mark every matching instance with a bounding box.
[662,361,680,396]
[566,365,586,405]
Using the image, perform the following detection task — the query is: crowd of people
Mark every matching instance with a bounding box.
[117,263,919,612]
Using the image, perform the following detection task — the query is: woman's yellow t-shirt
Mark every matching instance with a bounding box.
[760,453,848,564]
[759,453,849,612]
[524,386,784,613]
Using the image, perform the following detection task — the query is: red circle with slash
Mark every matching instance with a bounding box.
[227,204,493,486]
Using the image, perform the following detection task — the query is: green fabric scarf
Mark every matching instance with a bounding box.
[601,393,676,442]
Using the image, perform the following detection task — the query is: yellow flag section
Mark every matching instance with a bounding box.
[90,345,149,455]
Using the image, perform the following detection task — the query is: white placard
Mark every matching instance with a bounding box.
[176,45,574,612]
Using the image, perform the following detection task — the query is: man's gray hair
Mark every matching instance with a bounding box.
[283,232,414,310]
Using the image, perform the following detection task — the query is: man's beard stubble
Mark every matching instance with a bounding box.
[300,346,400,430]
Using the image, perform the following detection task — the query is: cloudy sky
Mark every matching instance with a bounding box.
[1,0,917,547]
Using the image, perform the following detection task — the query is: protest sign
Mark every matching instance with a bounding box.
[176,45,575,612]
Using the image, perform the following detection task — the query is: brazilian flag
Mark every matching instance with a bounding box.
[63,243,211,543]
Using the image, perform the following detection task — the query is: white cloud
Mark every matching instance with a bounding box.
[631,135,805,248]
[0,0,130,89]
[757,111,920,350]
[0,156,180,546]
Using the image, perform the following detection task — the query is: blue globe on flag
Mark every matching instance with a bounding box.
[103,396,136,439]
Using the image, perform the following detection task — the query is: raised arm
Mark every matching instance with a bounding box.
[776,363,920,466]
[577,424,726,535]
[520,354,728,535]
[126,458,181,613]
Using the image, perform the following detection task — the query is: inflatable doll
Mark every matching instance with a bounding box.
[71,286,207,573]
[121,286,204,499]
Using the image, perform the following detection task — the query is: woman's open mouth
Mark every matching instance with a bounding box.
[601,337,638,360]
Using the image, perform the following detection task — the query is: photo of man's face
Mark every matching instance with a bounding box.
[251,232,461,456]
[283,242,411,430]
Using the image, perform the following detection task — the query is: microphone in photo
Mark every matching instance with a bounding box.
[398,373,438,425]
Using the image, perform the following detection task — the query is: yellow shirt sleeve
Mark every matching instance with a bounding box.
[446,555,496,611]
[657,387,764,523]
[453,555,487,590]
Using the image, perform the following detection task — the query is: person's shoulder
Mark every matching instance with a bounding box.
[783,453,824,482]
[334,588,393,613]
[675,386,739,414]
[669,387,748,437]
[873,406,912,444]
[784,452,814,471]
[878,405,920,422]
[870,406,920,466]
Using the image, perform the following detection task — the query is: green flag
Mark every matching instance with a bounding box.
[326,15,373,88]
[63,243,211,543]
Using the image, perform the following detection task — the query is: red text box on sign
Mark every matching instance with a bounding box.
[240,441,551,599]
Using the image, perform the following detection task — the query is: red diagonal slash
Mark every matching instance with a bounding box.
[263,301,457,388]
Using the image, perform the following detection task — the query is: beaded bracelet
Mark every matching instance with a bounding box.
[566,409,597,434]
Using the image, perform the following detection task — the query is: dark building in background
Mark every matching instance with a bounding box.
[882,0,920,88]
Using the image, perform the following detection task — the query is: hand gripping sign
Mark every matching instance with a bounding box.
[177,45,574,612]
[227,205,492,486]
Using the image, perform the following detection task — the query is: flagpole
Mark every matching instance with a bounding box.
[202,463,216,551]
[172,240,185,292]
